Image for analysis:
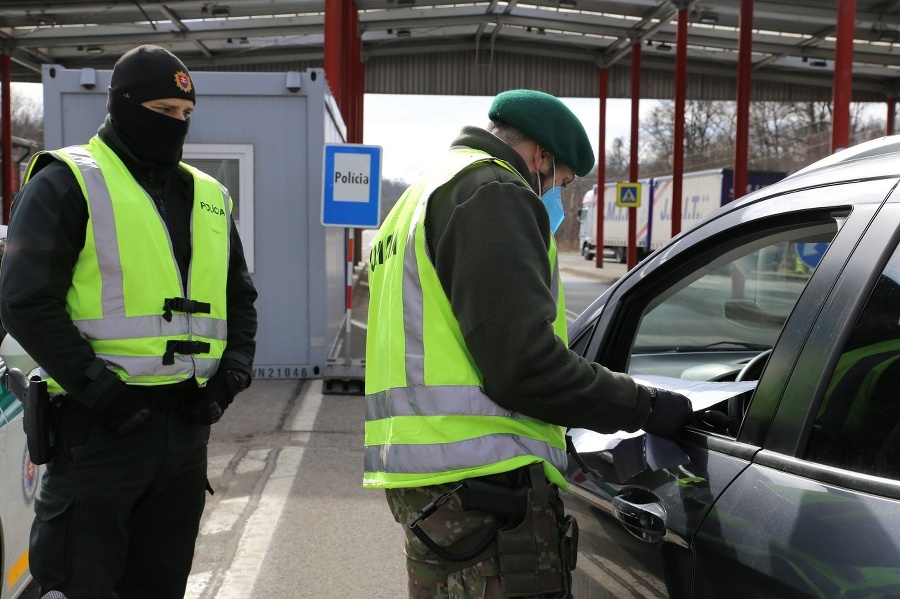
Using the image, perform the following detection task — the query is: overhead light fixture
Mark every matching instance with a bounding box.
[202,3,230,17]
[697,10,719,25]
[657,42,672,52]
[396,28,411,38]
[872,23,900,42]
[80,68,97,89]
[285,71,302,93]
[810,58,828,67]
[86,46,104,55]
[559,0,577,6]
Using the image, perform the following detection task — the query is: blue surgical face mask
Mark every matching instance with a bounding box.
[539,158,564,234]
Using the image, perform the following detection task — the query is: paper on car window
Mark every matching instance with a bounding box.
[569,375,757,454]
[632,375,757,412]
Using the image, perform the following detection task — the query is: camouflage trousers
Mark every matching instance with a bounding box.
[385,467,574,599]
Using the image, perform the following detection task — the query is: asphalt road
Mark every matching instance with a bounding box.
[20,252,624,599]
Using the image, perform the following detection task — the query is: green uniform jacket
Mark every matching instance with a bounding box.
[424,126,652,434]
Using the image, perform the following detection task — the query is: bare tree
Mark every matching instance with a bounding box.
[605,137,631,181]
[639,99,885,177]
[9,84,44,148]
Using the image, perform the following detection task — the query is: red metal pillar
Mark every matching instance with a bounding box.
[595,68,607,269]
[347,1,360,143]
[349,2,363,262]
[357,58,365,143]
[627,42,641,270]
[733,0,753,202]
[343,0,355,120]
[324,0,346,111]
[887,97,895,136]
[831,0,855,152]
[672,8,688,237]
[1,54,12,224]
[352,3,364,145]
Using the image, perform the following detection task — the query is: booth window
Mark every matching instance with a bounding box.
[183,143,255,272]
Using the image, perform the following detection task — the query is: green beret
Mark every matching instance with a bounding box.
[488,89,594,177]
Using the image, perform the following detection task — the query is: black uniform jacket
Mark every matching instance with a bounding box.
[423,126,651,434]
[0,117,258,408]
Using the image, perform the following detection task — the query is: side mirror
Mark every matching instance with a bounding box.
[723,299,785,330]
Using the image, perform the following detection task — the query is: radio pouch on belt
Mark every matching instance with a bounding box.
[6,368,55,465]
[496,463,579,598]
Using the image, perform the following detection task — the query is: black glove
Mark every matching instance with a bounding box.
[94,381,152,435]
[641,386,693,439]
[183,370,249,425]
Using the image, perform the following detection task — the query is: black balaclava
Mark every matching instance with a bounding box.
[107,45,196,170]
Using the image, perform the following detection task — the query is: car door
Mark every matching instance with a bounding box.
[0,380,38,599]
[690,188,900,597]
[567,178,896,598]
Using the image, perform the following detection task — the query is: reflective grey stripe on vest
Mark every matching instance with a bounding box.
[94,353,222,377]
[368,385,537,420]
[364,431,568,475]
[52,146,125,316]
[401,182,431,386]
[72,314,227,341]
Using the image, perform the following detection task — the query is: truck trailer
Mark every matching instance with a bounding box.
[578,168,787,263]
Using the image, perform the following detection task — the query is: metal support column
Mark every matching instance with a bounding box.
[324,0,347,112]
[595,67,607,269]
[831,0,855,153]
[627,42,641,271]
[672,8,688,237]
[887,97,895,136]
[1,54,12,223]
[733,0,753,202]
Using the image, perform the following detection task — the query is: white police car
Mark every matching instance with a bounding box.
[0,332,41,598]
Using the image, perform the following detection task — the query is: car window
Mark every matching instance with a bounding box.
[619,220,841,437]
[630,224,838,369]
[804,244,900,478]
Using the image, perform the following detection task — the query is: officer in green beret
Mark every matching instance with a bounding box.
[364,89,693,598]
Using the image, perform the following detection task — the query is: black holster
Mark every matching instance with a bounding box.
[496,463,579,598]
[6,368,55,465]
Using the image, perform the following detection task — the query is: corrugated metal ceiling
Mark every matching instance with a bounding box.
[1,1,898,101]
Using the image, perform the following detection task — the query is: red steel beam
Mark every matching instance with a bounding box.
[595,67,607,269]
[628,42,640,270]
[324,0,346,111]
[832,0,855,152]
[733,0,753,202]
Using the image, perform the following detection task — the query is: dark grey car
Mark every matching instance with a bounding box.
[565,135,900,598]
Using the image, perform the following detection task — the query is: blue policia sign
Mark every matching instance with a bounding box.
[322,144,383,228]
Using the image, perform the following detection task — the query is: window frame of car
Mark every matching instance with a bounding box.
[754,192,900,501]
[576,178,897,456]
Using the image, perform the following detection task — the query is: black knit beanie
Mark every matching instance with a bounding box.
[109,45,196,105]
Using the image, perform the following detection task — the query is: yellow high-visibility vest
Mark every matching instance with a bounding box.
[24,137,231,393]
[364,148,570,490]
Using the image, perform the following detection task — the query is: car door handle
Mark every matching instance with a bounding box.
[612,493,667,539]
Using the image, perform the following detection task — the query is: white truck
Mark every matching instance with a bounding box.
[578,168,787,263]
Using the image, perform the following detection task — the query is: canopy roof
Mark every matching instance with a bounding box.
[2,1,899,101]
